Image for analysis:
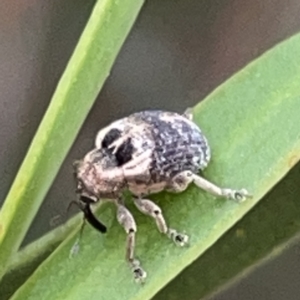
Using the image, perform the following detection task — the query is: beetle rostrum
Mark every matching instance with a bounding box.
[72,109,251,283]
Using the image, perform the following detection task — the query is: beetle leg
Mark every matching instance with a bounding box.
[191,173,251,202]
[133,197,189,247]
[166,170,194,193]
[116,200,147,283]
[183,107,193,120]
[167,170,251,202]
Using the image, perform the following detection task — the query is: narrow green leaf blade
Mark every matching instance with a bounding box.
[10,33,300,300]
[155,161,300,300]
[3,162,300,300]
[0,214,82,299]
[0,0,144,279]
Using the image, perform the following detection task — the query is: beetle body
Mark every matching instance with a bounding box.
[77,110,210,200]
[73,109,250,283]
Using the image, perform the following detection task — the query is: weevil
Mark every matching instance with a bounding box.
[72,109,250,282]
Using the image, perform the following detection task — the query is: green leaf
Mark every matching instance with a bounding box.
[155,160,300,300]
[0,0,145,280]
[9,33,300,300]
[1,214,82,299]
[3,163,300,300]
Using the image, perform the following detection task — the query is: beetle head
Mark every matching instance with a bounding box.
[74,148,125,201]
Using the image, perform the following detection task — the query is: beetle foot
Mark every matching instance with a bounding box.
[167,229,189,247]
[130,259,147,283]
[222,188,251,203]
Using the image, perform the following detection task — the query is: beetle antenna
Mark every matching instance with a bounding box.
[81,203,107,233]
[68,200,107,233]
[69,200,107,258]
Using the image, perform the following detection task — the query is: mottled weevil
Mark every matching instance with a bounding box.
[72,109,250,282]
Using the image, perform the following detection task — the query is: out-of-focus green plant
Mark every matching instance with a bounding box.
[1,1,300,299]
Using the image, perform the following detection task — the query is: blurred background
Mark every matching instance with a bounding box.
[1,0,300,299]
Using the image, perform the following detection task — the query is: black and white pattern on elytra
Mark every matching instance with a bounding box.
[115,137,135,166]
[129,110,210,183]
[101,128,122,148]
